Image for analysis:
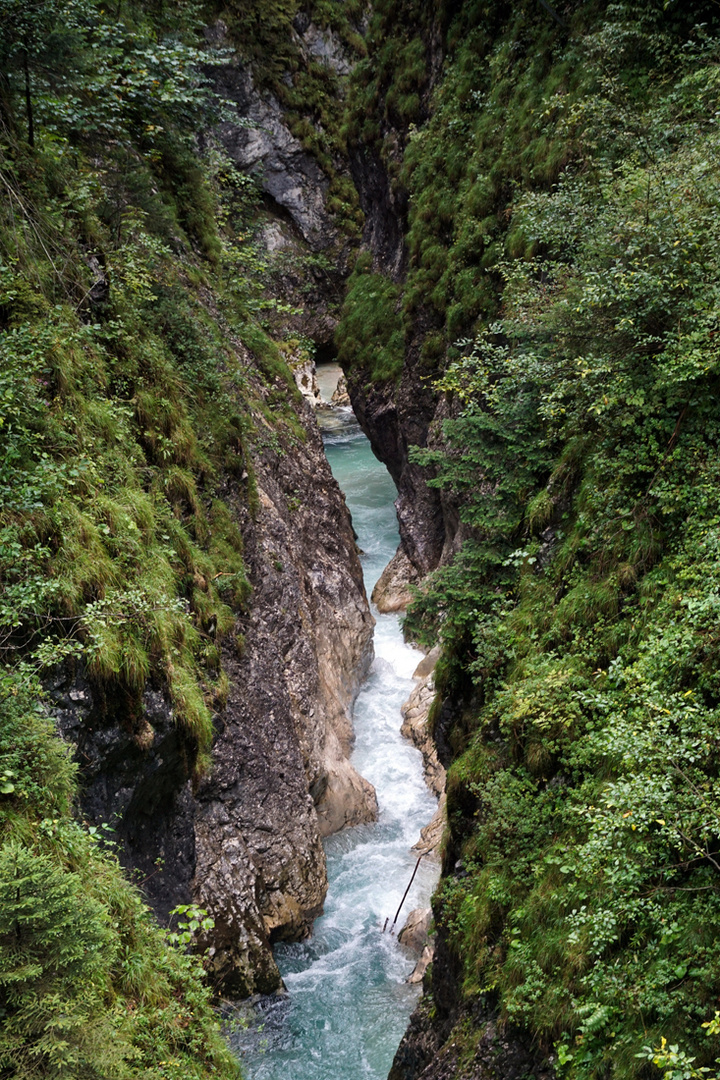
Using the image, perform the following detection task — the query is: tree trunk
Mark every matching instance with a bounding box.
[22,48,34,148]
[0,71,16,139]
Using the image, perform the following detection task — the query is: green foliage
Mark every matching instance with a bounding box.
[640,1015,720,1080]
[397,6,720,1079]
[0,842,122,1077]
[340,0,720,386]
[0,679,241,1079]
[166,904,216,948]
[342,0,434,146]
[335,255,405,382]
[0,0,227,151]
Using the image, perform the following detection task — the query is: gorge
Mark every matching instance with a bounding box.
[3,3,720,1080]
[231,373,439,1079]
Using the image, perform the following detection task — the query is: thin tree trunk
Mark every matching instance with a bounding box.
[537,0,567,27]
[22,48,34,148]
[0,70,15,138]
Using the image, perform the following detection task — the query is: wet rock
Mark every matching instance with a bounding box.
[315,758,378,836]
[412,794,446,858]
[391,1008,555,1080]
[388,935,554,1080]
[52,672,198,922]
[407,945,434,985]
[398,907,433,953]
[401,671,445,799]
[331,373,351,407]
[399,649,446,858]
[291,355,323,406]
[192,395,377,984]
[347,371,447,578]
[371,546,420,613]
[413,645,441,680]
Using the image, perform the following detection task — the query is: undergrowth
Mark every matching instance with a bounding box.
[335,251,404,382]
[341,1,720,1077]
[0,675,241,1078]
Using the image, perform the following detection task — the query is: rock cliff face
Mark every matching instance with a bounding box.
[207,19,349,255]
[54,380,375,997]
[388,978,554,1080]
[344,96,466,605]
[192,394,376,993]
[346,368,448,589]
[213,59,334,253]
[50,12,378,1001]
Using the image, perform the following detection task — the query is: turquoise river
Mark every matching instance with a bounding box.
[229,365,439,1079]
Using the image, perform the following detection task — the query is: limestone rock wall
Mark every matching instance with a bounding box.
[210,39,336,253]
[54,387,375,997]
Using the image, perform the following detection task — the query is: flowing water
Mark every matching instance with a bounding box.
[230,365,438,1080]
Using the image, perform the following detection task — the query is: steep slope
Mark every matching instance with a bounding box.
[333,2,720,1078]
[0,0,375,1065]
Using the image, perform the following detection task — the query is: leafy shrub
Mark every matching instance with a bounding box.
[0,680,241,1079]
[394,5,720,1078]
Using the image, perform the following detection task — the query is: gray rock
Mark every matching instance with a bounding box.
[193,391,377,988]
[398,907,433,953]
[413,645,441,680]
[292,356,323,406]
[301,23,352,76]
[209,48,337,251]
[412,794,446,858]
[407,944,434,985]
[372,546,420,613]
[51,367,377,997]
[331,374,351,407]
[401,674,445,799]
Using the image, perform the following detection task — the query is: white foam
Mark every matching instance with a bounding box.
[235,417,440,1080]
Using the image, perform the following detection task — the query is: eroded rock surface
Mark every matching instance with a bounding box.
[371,547,420,613]
[191,395,377,992]
[347,372,446,580]
[292,354,323,406]
[398,647,446,866]
[53,384,375,996]
[213,61,334,251]
[389,993,555,1080]
[407,946,434,986]
[206,19,351,257]
[398,906,433,953]
[401,664,445,800]
[331,373,351,407]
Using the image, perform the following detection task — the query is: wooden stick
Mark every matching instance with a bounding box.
[389,853,428,933]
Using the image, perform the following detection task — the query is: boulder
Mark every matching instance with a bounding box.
[371,547,420,613]
[398,907,433,953]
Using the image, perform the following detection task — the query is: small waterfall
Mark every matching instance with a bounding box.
[230,372,438,1080]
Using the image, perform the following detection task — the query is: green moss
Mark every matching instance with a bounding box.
[335,259,405,383]
[0,681,241,1079]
